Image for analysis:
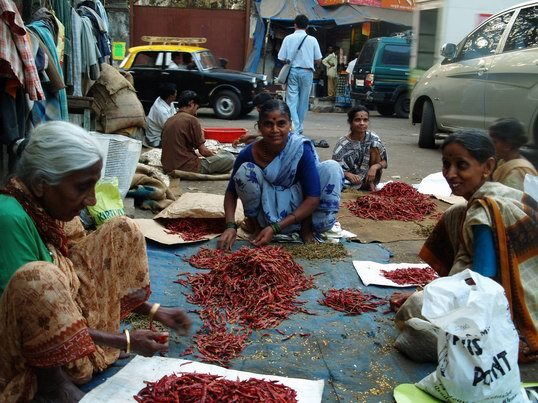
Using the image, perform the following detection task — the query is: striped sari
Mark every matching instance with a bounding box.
[420,181,538,362]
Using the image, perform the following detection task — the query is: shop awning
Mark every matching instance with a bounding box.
[258,0,412,27]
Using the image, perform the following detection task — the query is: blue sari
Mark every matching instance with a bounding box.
[233,134,343,234]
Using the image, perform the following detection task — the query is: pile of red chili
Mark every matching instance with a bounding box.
[176,246,314,365]
[319,289,385,315]
[345,181,437,221]
[381,266,438,285]
[162,218,226,241]
[134,372,298,402]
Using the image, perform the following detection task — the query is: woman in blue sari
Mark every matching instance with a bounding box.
[218,100,344,250]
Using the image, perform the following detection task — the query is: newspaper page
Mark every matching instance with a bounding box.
[91,132,141,198]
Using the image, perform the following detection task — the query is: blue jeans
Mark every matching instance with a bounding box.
[286,68,313,135]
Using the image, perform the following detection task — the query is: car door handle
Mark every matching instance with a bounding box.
[162,72,170,76]
[477,67,488,76]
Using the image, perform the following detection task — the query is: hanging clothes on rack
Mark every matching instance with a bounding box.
[50,0,72,85]
[77,1,111,63]
[70,7,83,96]
[0,0,43,145]
[27,18,68,121]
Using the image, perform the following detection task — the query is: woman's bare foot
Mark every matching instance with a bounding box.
[300,218,316,243]
[33,367,85,402]
[240,217,260,234]
[241,217,262,240]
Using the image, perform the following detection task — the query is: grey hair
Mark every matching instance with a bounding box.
[16,121,105,186]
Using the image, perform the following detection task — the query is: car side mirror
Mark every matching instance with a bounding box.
[441,43,457,60]
[219,58,228,69]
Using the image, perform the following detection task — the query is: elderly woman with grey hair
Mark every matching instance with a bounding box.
[0,121,191,402]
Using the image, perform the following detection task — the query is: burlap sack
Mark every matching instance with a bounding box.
[89,64,146,133]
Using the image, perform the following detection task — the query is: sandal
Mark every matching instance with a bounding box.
[314,139,330,148]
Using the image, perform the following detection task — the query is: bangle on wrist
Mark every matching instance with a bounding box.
[270,222,281,234]
[124,329,131,354]
[226,221,238,230]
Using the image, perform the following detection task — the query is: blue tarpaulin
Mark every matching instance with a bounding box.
[83,239,435,401]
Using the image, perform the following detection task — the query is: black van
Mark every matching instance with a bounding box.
[350,36,411,118]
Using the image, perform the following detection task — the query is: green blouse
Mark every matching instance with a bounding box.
[0,195,53,293]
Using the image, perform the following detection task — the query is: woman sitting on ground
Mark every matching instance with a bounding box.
[398,129,537,362]
[0,121,192,402]
[217,99,344,249]
[489,117,537,191]
[332,106,387,191]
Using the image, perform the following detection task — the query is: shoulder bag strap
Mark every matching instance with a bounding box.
[288,35,308,65]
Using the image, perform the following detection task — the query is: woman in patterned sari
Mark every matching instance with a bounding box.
[0,122,191,402]
[217,99,344,250]
[332,105,388,191]
[410,129,538,362]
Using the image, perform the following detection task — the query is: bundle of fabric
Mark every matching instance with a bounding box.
[88,63,145,134]
[128,164,177,213]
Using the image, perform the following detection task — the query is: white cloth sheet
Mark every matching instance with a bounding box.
[81,355,324,402]
[353,261,435,287]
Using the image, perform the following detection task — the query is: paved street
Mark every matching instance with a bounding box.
[143,107,446,263]
[194,107,444,192]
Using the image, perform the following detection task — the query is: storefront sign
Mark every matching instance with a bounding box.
[318,0,414,11]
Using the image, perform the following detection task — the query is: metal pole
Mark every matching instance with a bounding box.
[261,19,271,76]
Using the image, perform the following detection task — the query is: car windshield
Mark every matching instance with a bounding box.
[195,50,218,69]
[357,40,378,65]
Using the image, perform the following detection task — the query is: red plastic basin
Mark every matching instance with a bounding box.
[203,127,247,143]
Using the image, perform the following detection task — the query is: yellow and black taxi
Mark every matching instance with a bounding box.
[120,37,267,119]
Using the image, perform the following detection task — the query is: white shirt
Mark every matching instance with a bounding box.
[346,58,357,85]
[145,97,176,147]
[278,30,322,71]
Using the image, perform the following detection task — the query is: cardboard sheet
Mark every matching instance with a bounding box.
[135,192,245,245]
[353,261,436,287]
[81,355,324,402]
[133,218,219,245]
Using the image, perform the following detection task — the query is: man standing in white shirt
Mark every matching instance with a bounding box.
[278,14,322,135]
[145,83,177,147]
[346,52,359,86]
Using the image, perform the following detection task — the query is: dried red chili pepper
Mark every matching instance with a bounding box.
[162,218,227,241]
[134,372,298,402]
[381,266,438,285]
[179,246,314,365]
[319,289,385,315]
[345,181,437,221]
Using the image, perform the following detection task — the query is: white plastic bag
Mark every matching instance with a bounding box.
[416,269,524,402]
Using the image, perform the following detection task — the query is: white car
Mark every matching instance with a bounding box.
[410,0,538,158]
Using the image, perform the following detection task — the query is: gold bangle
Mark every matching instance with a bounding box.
[124,329,131,354]
[148,303,161,324]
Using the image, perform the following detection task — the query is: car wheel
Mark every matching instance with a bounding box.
[213,90,241,119]
[394,95,410,119]
[418,100,437,149]
[376,105,394,116]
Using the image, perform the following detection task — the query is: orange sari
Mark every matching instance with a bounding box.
[0,197,150,401]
